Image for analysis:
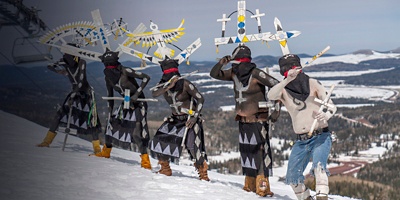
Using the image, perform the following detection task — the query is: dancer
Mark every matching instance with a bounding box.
[210,45,280,196]
[37,46,102,154]
[268,54,337,200]
[96,48,152,170]
[150,58,209,181]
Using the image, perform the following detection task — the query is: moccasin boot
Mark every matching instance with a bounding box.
[94,145,112,158]
[194,161,210,181]
[243,176,256,192]
[36,131,57,147]
[158,160,172,176]
[140,153,152,170]
[91,140,101,154]
[256,175,274,197]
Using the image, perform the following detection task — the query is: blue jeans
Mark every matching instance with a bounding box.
[285,131,332,185]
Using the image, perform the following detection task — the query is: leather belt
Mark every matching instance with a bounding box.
[296,127,330,141]
[172,114,188,121]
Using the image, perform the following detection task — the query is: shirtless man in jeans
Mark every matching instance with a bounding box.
[268,54,337,200]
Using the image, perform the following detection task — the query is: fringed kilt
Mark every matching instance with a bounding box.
[105,102,149,150]
[238,121,273,177]
[58,90,101,135]
[150,115,207,163]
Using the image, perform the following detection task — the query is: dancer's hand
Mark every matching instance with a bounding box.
[286,67,301,82]
[313,110,333,122]
[165,76,179,90]
[130,93,139,103]
[269,110,280,123]
[186,117,197,128]
[219,55,231,65]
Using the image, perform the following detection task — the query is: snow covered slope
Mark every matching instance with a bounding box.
[0,110,357,200]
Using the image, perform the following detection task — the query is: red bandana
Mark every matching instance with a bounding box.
[284,66,302,78]
[105,65,117,69]
[163,68,179,74]
[235,58,251,63]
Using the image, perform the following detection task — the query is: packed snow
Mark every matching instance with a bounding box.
[0,110,357,200]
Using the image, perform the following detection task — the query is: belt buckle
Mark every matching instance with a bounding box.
[313,129,323,136]
[300,134,307,140]
[297,133,309,141]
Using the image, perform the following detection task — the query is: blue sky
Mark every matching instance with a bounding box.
[1,0,399,64]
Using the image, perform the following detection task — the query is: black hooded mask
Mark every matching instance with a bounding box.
[278,54,301,76]
[62,43,80,68]
[232,45,252,60]
[278,54,310,101]
[159,58,183,92]
[100,48,121,85]
[62,54,79,68]
[231,45,255,87]
[99,48,120,66]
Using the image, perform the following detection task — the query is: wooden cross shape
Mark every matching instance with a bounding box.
[102,89,158,110]
[308,84,335,137]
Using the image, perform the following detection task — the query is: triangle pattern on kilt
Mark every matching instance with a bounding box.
[177,127,185,137]
[125,132,131,143]
[172,146,180,157]
[243,133,249,144]
[83,104,90,112]
[168,126,177,135]
[81,121,87,129]
[251,157,256,169]
[73,101,78,108]
[121,132,128,142]
[159,123,169,134]
[130,112,136,121]
[60,115,68,123]
[239,134,244,143]
[249,133,257,145]
[162,145,172,155]
[153,142,163,153]
[244,157,252,168]
[124,112,131,121]
[74,117,80,127]
[112,130,120,139]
